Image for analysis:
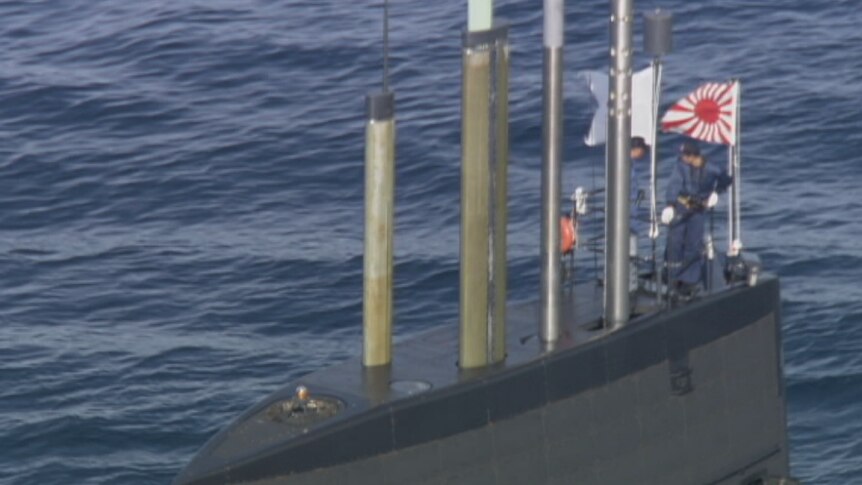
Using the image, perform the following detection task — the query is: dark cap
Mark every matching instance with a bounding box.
[679,140,700,157]
[631,136,649,151]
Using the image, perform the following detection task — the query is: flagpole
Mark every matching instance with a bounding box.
[644,9,672,305]
[650,59,662,301]
[733,80,742,255]
[728,79,742,257]
[727,136,734,255]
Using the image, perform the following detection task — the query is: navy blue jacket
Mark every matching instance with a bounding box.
[665,159,732,214]
[630,155,649,234]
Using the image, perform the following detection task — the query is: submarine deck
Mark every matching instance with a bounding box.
[175,277,789,485]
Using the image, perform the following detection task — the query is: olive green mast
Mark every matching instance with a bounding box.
[460,0,510,369]
[363,1,395,368]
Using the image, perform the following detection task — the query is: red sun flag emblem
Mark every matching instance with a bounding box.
[661,81,739,146]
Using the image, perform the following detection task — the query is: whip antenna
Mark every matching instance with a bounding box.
[383,0,390,92]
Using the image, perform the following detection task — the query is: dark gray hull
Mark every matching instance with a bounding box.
[175,277,790,485]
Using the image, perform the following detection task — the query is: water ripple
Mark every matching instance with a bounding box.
[0,0,858,483]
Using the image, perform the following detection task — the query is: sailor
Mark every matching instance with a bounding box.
[660,140,732,295]
[628,137,650,291]
[629,136,650,236]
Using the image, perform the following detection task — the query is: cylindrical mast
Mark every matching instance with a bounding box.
[363,1,395,368]
[540,0,564,343]
[460,0,509,369]
[363,92,395,367]
[604,0,634,329]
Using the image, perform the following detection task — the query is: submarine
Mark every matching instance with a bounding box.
[174,1,798,484]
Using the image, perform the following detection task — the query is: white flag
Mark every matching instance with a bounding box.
[584,66,656,147]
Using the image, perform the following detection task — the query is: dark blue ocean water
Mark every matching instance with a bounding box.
[0,1,859,483]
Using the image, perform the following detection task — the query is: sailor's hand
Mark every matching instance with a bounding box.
[706,192,719,208]
[661,206,675,225]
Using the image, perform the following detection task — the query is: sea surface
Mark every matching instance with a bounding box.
[0,1,859,484]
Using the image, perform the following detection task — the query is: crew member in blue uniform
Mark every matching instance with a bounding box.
[661,140,732,295]
[628,137,650,291]
[630,136,649,236]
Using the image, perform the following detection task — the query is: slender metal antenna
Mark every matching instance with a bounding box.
[383,0,390,92]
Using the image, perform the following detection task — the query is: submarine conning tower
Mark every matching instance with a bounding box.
[173,1,797,484]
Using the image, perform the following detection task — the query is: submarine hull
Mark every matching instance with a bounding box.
[175,277,791,485]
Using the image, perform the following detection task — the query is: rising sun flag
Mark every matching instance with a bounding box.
[661,80,740,146]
